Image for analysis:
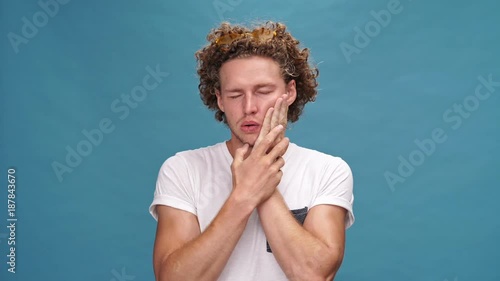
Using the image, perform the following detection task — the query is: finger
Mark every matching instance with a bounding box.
[269,161,284,178]
[267,136,290,160]
[273,95,288,146]
[254,107,274,147]
[279,94,288,128]
[274,169,284,182]
[273,156,285,168]
[253,124,284,155]
[270,97,283,129]
[233,143,249,165]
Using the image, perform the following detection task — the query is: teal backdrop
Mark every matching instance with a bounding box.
[1,0,499,280]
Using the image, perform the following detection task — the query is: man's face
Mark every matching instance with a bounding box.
[216,56,296,147]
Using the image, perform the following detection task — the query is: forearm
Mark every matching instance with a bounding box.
[159,195,254,281]
[257,192,342,281]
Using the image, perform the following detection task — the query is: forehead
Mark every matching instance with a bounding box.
[219,56,283,89]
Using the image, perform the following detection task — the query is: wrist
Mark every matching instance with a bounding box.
[257,190,281,211]
[227,189,258,216]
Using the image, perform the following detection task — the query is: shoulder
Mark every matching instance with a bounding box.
[175,142,225,160]
[160,142,226,171]
[289,143,350,171]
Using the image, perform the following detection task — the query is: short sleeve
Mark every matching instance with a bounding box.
[311,158,355,229]
[149,154,196,221]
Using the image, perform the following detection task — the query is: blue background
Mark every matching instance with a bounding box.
[1,0,499,280]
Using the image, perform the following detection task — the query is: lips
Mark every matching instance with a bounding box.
[241,121,260,133]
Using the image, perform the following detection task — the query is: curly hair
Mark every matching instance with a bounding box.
[195,21,319,123]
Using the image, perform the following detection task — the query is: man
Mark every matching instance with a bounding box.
[149,21,355,281]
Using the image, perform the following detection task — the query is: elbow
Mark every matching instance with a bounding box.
[155,255,177,281]
[157,257,214,281]
[325,246,345,281]
[154,257,167,281]
[293,246,345,281]
[157,257,184,281]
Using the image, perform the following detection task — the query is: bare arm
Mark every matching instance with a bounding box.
[256,94,348,280]
[153,110,288,281]
[257,193,347,281]
[153,198,253,281]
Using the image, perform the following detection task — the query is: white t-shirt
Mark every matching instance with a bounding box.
[149,141,355,281]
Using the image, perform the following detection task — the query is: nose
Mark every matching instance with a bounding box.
[243,93,258,115]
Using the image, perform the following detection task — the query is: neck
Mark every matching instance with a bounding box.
[225,137,253,159]
[225,138,291,160]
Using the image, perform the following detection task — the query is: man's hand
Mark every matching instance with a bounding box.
[230,96,290,207]
[264,94,289,148]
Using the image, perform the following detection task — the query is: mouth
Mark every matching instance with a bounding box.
[240,121,260,133]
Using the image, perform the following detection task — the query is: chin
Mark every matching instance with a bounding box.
[242,137,257,147]
[234,132,258,147]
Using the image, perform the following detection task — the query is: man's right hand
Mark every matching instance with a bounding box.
[230,107,289,208]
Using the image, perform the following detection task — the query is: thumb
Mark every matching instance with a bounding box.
[233,143,249,164]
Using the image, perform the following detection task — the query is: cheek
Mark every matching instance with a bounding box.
[221,101,240,118]
[261,96,279,110]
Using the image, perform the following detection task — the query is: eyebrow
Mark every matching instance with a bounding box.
[223,83,277,93]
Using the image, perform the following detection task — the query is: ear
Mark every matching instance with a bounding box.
[285,80,297,106]
[215,89,224,112]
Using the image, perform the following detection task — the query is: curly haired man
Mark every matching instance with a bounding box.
[149,21,355,281]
